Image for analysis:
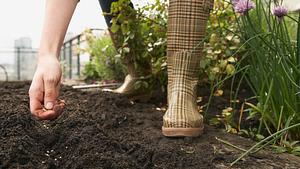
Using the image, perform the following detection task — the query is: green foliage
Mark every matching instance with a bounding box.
[205,0,244,133]
[81,1,244,131]
[202,0,241,82]
[286,13,298,40]
[272,141,300,156]
[239,128,266,141]
[209,106,239,133]
[79,29,125,81]
[110,0,168,91]
[109,0,241,92]
[234,0,300,142]
[199,1,243,132]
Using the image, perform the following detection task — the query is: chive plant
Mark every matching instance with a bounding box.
[233,0,300,141]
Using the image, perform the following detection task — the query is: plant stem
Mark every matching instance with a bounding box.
[231,122,300,166]
[216,137,247,152]
[296,13,300,85]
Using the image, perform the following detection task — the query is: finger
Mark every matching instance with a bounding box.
[35,109,60,120]
[30,98,59,120]
[44,78,60,110]
[29,97,43,118]
[53,104,64,117]
[58,99,66,109]
[57,99,66,105]
[54,99,65,112]
[29,87,44,118]
[30,99,64,120]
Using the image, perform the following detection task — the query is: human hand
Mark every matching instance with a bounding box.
[29,56,65,120]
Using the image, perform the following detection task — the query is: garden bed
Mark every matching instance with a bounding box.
[1,81,300,169]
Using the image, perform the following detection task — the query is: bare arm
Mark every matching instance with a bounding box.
[39,0,78,57]
[29,0,78,120]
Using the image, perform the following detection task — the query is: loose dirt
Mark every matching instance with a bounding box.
[1,81,300,169]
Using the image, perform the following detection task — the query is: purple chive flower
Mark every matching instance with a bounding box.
[232,0,239,5]
[233,0,256,15]
[272,6,288,21]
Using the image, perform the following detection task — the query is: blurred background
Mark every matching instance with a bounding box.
[0,0,146,81]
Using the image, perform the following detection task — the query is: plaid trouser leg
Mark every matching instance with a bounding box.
[164,0,213,129]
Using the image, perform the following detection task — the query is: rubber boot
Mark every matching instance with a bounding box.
[162,0,214,137]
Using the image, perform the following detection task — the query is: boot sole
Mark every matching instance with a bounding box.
[162,126,204,137]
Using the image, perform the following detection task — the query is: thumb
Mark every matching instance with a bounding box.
[44,79,59,110]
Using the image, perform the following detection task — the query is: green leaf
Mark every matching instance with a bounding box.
[123,47,130,53]
[291,146,300,153]
[291,141,300,147]
[209,118,221,126]
[111,24,120,33]
[255,134,265,141]
[142,81,149,89]
[129,33,135,39]
[115,54,121,58]
[226,64,235,75]
[134,81,142,90]
[272,145,287,153]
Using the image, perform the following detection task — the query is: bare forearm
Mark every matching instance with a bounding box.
[38,0,78,59]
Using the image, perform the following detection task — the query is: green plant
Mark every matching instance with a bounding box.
[209,107,239,133]
[231,121,300,166]
[272,140,300,156]
[202,0,241,84]
[79,29,125,81]
[109,0,242,93]
[110,0,168,91]
[233,0,300,143]
[239,127,265,141]
[204,0,244,131]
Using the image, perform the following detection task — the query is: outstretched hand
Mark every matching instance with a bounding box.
[29,56,65,120]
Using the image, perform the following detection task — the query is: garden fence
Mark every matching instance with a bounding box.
[0,48,37,81]
[0,28,106,81]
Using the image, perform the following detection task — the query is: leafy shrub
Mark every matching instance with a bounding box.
[79,29,125,81]
[202,0,241,83]
[80,0,242,95]
[109,0,240,92]
[110,0,168,91]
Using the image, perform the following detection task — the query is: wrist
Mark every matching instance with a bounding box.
[37,54,60,64]
[38,50,59,58]
[38,41,63,60]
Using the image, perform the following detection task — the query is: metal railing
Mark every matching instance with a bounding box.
[0,28,107,81]
[61,28,106,79]
[0,65,8,81]
[0,48,37,81]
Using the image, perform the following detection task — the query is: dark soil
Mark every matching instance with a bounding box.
[1,81,300,169]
